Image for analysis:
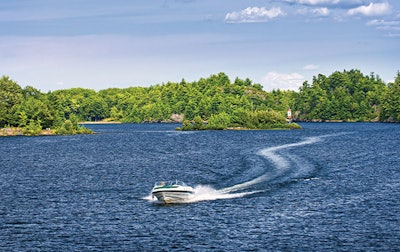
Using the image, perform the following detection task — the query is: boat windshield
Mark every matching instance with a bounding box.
[154,180,188,187]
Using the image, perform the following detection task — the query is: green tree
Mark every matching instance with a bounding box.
[81,95,108,121]
[23,119,42,136]
[0,76,23,127]
[181,119,192,130]
[193,116,203,130]
[252,110,286,128]
[16,96,54,129]
[294,69,387,122]
[57,120,74,135]
[207,112,231,129]
[110,106,123,121]
[381,71,400,122]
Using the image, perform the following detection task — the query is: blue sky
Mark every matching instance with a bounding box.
[1,0,399,91]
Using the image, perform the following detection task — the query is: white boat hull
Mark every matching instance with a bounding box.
[152,191,194,204]
[151,181,194,204]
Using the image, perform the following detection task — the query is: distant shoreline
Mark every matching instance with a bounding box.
[79,120,182,125]
[79,121,122,125]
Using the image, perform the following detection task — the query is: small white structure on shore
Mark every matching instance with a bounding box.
[287,108,292,123]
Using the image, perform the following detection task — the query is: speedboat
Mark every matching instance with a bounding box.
[151,181,194,204]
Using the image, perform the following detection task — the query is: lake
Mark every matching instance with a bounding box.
[1,123,399,251]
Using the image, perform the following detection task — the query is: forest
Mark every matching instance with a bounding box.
[1,69,400,135]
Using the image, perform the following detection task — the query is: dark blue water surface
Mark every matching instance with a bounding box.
[1,123,399,251]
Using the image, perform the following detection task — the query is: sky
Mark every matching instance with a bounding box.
[1,0,399,92]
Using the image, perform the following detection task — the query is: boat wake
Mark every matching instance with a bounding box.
[217,136,323,195]
[145,134,339,204]
[188,185,262,202]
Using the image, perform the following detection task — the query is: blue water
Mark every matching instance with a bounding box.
[1,123,399,251]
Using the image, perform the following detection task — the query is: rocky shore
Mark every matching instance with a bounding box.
[0,127,55,136]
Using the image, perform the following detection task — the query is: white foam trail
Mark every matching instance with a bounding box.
[142,194,156,201]
[218,136,323,194]
[258,136,321,169]
[218,175,267,193]
[187,185,261,203]
[218,136,325,194]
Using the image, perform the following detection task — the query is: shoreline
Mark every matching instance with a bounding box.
[1,127,55,137]
[1,126,93,137]
[79,121,122,125]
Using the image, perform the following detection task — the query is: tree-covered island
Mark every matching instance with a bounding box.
[0,76,93,136]
[1,69,400,136]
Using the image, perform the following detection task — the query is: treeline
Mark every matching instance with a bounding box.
[294,69,400,122]
[0,77,92,135]
[1,70,399,134]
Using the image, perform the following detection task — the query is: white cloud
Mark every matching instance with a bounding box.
[261,72,305,91]
[297,7,330,16]
[366,18,400,37]
[348,2,390,16]
[367,19,400,29]
[285,0,366,7]
[285,0,340,5]
[367,19,400,26]
[225,7,285,23]
[286,0,385,10]
[385,33,400,38]
[303,64,320,70]
[311,7,330,16]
